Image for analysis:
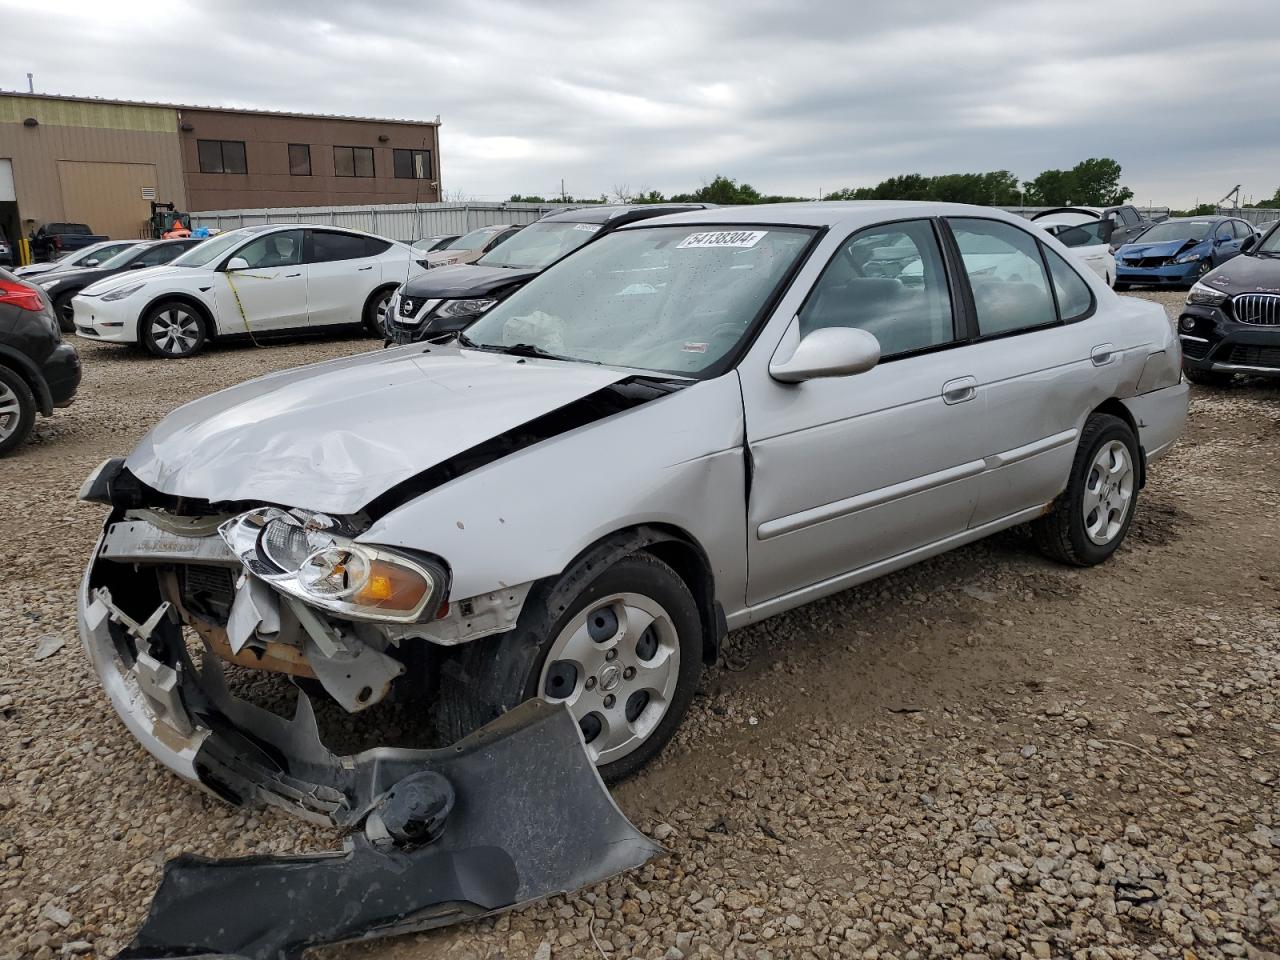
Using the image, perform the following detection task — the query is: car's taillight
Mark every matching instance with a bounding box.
[0,278,44,312]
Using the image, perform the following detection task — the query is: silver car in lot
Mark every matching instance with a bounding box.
[78,201,1187,812]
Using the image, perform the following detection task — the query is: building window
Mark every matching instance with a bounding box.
[288,144,312,176]
[197,139,247,174]
[393,148,432,180]
[334,146,374,178]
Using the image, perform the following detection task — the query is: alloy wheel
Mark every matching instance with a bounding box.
[539,592,681,765]
[374,291,393,334]
[149,307,200,356]
[0,381,20,442]
[1082,440,1134,545]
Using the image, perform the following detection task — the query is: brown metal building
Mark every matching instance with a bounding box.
[0,91,441,254]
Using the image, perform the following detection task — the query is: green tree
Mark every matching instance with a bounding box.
[1023,158,1133,206]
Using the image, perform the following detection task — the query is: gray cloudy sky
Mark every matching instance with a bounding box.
[3,0,1278,206]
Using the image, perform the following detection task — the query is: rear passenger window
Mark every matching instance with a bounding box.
[798,219,955,357]
[308,231,369,263]
[949,218,1057,337]
[1043,246,1094,322]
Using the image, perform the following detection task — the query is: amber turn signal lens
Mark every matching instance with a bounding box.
[352,559,430,611]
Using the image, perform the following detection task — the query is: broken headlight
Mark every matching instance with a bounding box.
[221,508,444,623]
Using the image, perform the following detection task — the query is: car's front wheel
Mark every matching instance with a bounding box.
[1183,365,1233,387]
[1033,413,1139,566]
[140,301,207,358]
[437,552,704,783]
[53,292,76,333]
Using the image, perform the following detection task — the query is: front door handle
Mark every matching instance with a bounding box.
[284,272,302,278]
[942,376,977,404]
[1091,343,1115,366]
[357,265,373,271]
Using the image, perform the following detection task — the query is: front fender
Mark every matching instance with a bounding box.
[359,373,748,615]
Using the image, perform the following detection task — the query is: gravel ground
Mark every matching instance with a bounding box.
[1,292,1278,960]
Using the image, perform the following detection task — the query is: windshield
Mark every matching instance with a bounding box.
[445,227,505,252]
[463,225,814,377]
[170,229,257,267]
[1258,225,1280,255]
[478,221,600,269]
[1134,221,1213,244]
[98,244,152,269]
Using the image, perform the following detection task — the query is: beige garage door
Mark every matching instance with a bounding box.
[57,161,157,240]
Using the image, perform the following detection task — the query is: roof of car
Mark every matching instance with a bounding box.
[619,200,1042,232]
[538,203,711,224]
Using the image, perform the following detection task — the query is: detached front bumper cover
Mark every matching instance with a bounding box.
[79,532,661,959]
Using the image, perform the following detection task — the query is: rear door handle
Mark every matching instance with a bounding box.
[941,376,977,404]
[357,265,373,271]
[1091,343,1115,366]
[284,272,302,278]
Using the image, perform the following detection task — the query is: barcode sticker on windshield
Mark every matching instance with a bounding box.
[573,223,601,232]
[677,230,767,249]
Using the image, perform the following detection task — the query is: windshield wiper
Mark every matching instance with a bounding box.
[458,336,571,362]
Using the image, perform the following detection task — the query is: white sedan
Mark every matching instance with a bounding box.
[71,224,425,358]
[1033,212,1117,287]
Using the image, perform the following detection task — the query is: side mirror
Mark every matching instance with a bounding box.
[128,261,148,270]
[1098,220,1115,242]
[225,256,250,271]
[770,326,881,383]
[84,258,100,267]
[1241,234,1258,252]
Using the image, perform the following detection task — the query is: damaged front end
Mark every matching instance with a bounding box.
[79,466,660,957]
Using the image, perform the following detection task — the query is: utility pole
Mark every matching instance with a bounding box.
[26,73,34,93]
[560,178,566,203]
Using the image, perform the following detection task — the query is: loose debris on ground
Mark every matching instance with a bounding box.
[1,292,1277,959]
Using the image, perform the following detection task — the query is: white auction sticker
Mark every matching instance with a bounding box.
[677,230,767,249]
[573,223,601,232]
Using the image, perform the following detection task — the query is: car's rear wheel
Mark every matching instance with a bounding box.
[52,292,76,333]
[0,366,36,457]
[1033,413,1139,567]
[437,552,703,783]
[141,301,207,358]
[1183,365,1233,387]
[364,287,395,337]
[1113,282,1130,292]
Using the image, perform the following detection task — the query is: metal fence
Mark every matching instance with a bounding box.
[1217,207,1278,227]
[189,201,567,241]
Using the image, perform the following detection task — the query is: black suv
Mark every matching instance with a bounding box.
[35,237,205,331]
[385,204,710,345]
[1178,221,1280,386]
[0,268,81,456]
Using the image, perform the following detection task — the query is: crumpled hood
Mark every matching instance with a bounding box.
[1116,239,1202,260]
[81,265,188,295]
[401,263,538,299]
[125,344,632,514]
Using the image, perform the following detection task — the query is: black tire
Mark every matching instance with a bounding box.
[140,300,208,358]
[436,552,704,783]
[1183,365,1233,387]
[53,292,76,333]
[1113,282,1130,292]
[1033,413,1140,567]
[0,365,37,457]
[364,287,396,337]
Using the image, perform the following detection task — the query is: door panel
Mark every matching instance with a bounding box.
[743,218,985,607]
[212,230,306,332]
[305,230,378,326]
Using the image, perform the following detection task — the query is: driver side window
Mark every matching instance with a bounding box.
[236,230,303,268]
[798,219,955,358]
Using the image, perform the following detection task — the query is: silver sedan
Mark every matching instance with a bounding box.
[78,201,1187,814]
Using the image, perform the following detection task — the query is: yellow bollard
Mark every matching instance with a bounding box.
[17,238,32,267]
